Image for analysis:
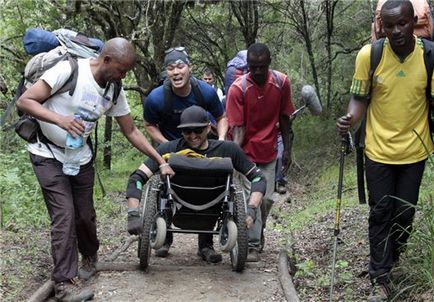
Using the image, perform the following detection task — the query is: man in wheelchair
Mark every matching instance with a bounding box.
[126,105,266,263]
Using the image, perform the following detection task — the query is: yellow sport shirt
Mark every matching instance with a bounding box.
[350,37,434,164]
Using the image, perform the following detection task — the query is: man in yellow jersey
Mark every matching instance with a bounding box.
[336,1,433,301]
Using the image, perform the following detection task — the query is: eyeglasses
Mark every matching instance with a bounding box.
[182,127,206,135]
[165,46,186,54]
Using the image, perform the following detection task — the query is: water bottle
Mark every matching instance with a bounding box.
[77,106,98,141]
[62,115,84,176]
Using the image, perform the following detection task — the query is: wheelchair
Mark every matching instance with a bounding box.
[137,153,248,272]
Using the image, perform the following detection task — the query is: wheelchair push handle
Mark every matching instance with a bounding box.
[165,174,173,201]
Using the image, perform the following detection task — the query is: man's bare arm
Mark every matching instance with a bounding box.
[232,125,245,146]
[215,114,228,140]
[144,121,169,144]
[117,115,174,176]
[336,96,368,136]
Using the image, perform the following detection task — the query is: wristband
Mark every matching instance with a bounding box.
[159,163,170,169]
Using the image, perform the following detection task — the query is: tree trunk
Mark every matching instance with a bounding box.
[230,0,259,47]
[103,116,112,169]
[323,0,338,114]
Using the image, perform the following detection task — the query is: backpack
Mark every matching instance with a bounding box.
[224,50,248,94]
[354,37,434,204]
[3,28,121,146]
[371,0,434,41]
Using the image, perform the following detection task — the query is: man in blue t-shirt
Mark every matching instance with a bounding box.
[143,47,228,143]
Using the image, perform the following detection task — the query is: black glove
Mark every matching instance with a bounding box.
[127,210,142,235]
[247,206,257,222]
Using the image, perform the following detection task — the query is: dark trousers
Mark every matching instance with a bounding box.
[30,153,99,282]
[365,156,426,283]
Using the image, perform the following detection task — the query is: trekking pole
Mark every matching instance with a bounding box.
[329,132,352,301]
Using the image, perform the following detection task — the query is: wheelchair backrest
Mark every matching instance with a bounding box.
[167,154,234,207]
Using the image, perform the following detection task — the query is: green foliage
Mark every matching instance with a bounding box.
[0,148,49,228]
[392,155,434,300]
[295,259,316,277]
[0,0,66,92]
[275,115,359,231]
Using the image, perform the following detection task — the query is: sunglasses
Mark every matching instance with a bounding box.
[165,46,186,54]
[182,127,206,135]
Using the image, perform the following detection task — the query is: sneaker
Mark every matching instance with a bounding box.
[127,210,142,235]
[367,282,391,302]
[155,243,170,258]
[78,254,97,281]
[276,183,287,194]
[197,247,223,263]
[246,248,260,262]
[54,278,94,302]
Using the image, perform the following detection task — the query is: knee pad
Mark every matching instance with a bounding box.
[249,168,266,195]
[126,169,148,200]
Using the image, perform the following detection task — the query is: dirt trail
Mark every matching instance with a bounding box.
[85,194,289,302]
[88,231,285,301]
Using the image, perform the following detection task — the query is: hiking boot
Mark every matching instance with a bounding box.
[276,183,287,194]
[127,210,142,235]
[54,279,94,302]
[155,243,170,258]
[78,254,97,281]
[197,247,222,263]
[367,282,391,302]
[246,248,260,262]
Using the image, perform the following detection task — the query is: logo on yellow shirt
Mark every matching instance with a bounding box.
[396,70,406,77]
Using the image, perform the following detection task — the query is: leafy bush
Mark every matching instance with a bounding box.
[392,155,434,300]
[0,149,49,229]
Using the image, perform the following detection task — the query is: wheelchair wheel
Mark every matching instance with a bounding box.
[230,191,248,272]
[138,177,159,271]
[219,219,237,252]
[150,217,166,249]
